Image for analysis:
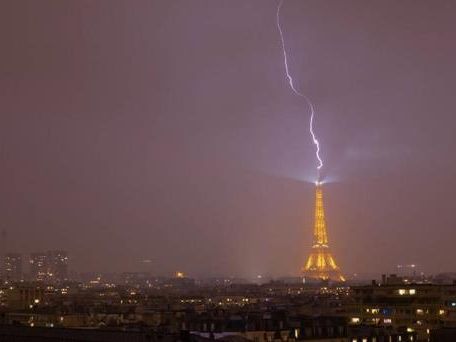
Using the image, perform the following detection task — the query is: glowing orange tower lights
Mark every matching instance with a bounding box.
[302,182,345,282]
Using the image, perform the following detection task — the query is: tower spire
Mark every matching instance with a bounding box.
[302,184,345,282]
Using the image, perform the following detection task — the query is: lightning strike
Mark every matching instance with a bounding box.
[276,0,323,178]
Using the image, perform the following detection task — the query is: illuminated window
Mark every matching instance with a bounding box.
[416,309,424,315]
[351,317,360,323]
[398,289,407,295]
[409,289,416,295]
[384,318,392,324]
[439,309,446,315]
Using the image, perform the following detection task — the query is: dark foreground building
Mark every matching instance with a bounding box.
[0,325,158,342]
[0,322,416,342]
[430,327,456,342]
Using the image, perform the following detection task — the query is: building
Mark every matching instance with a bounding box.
[29,251,69,282]
[302,182,345,282]
[5,283,45,310]
[348,282,456,341]
[29,253,48,281]
[47,250,69,281]
[430,327,456,341]
[3,253,22,281]
[348,325,417,342]
[0,325,153,342]
[186,313,415,342]
[288,315,348,341]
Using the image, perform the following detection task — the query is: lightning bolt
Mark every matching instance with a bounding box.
[276,0,323,177]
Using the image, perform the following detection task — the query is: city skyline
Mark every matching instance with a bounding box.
[1,0,456,277]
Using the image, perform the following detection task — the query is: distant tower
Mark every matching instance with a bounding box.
[302,183,345,282]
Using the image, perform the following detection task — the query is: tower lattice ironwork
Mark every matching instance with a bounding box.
[302,184,345,282]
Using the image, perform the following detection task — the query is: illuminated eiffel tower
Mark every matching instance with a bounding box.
[302,183,345,282]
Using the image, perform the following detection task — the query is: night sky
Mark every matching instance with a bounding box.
[1,0,456,277]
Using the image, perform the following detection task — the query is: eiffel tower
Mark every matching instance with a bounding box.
[302,182,345,282]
